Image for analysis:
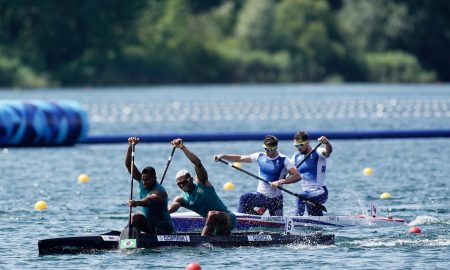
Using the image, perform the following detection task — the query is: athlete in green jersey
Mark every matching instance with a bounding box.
[125,137,175,235]
[168,138,236,236]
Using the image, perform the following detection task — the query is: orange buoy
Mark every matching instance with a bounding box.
[409,227,422,234]
[186,262,202,270]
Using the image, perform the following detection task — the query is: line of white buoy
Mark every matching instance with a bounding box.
[84,99,450,124]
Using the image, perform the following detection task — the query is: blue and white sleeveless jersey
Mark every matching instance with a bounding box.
[292,148,327,193]
[250,152,294,198]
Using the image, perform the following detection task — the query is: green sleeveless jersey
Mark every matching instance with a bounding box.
[181,181,236,229]
[139,181,175,234]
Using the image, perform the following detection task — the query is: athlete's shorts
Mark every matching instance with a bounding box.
[296,186,328,216]
[238,192,283,216]
[148,219,175,235]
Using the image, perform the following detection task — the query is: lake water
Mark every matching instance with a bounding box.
[1,84,449,269]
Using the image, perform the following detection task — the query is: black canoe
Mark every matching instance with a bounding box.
[38,230,334,255]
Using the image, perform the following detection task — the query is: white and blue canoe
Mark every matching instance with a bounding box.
[171,211,407,233]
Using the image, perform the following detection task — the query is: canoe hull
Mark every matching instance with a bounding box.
[38,233,119,255]
[38,230,334,256]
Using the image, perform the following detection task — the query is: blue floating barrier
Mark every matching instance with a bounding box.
[0,100,88,146]
[80,129,450,144]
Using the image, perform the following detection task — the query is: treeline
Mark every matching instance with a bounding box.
[0,0,448,87]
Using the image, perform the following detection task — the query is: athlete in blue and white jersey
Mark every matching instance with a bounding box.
[272,131,332,216]
[215,135,300,216]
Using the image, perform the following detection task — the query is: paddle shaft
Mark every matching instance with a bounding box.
[160,146,176,185]
[217,159,326,212]
[127,143,136,226]
[285,143,322,178]
[295,143,322,169]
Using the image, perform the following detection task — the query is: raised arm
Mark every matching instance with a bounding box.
[318,136,333,158]
[125,137,142,181]
[171,138,209,185]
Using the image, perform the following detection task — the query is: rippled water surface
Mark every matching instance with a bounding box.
[1,85,449,269]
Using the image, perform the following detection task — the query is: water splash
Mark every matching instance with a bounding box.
[349,237,450,248]
[408,215,448,226]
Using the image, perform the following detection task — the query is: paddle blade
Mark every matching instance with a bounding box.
[119,224,139,249]
[316,203,327,212]
[295,192,327,212]
[305,200,327,212]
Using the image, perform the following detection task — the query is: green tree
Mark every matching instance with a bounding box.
[0,0,146,85]
[0,54,51,87]
[273,0,362,81]
[365,51,436,82]
[0,0,448,86]
[339,0,445,81]
[395,0,450,81]
[123,0,229,84]
[235,0,277,50]
[339,0,411,52]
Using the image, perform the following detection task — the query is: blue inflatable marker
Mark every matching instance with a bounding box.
[0,100,89,147]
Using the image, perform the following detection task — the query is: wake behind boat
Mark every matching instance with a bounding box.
[172,211,407,233]
[38,230,334,256]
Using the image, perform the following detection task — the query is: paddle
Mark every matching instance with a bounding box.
[119,142,139,249]
[291,143,322,173]
[159,146,176,185]
[217,158,327,212]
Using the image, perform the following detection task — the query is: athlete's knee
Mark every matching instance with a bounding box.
[307,205,323,216]
[239,193,253,203]
[207,211,221,219]
[207,211,227,224]
[131,213,143,224]
[296,201,306,216]
[131,214,137,224]
[272,208,283,216]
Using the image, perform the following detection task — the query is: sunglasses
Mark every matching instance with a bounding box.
[294,140,309,148]
[177,178,191,187]
[264,146,277,151]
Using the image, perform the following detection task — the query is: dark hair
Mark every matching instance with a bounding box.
[142,166,156,177]
[294,130,309,142]
[263,135,278,147]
